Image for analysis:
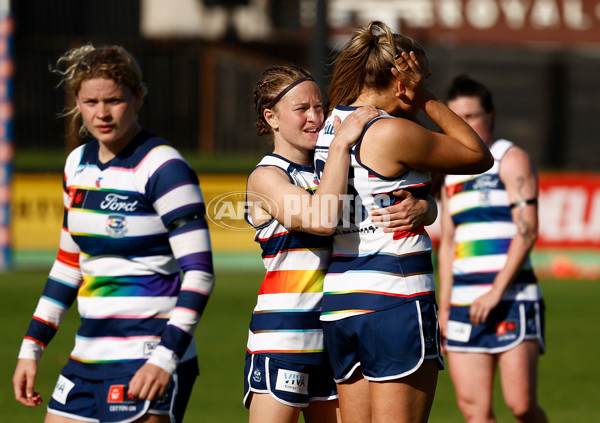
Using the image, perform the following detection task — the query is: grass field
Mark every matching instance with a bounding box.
[1,263,599,422]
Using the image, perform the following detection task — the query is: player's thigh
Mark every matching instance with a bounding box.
[447,351,497,404]
[336,371,370,423]
[369,359,439,423]
[249,392,301,423]
[302,399,340,423]
[44,414,81,423]
[498,340,541,405]
[134,414,170,423]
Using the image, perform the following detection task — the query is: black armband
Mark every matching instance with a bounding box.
[167,213,202,232]
[509,198,538,209]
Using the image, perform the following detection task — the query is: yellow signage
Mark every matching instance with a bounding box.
[11,173,260,254]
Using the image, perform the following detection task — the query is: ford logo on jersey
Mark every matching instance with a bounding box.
[106,214,128,237]
[101,193,139,212]
[472,175,500,190]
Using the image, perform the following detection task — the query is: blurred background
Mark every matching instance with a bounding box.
[10,0,600,167]
[4,0,599,276]
[1,2,600,422]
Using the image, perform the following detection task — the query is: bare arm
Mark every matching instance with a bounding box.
[248,106,381,235]
[362,52,493,176]
[468,146,539,325]
[437,186,456,345]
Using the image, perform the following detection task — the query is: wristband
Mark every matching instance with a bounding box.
[509,198,537,209]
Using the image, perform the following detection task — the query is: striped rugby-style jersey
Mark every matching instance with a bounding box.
[314,105,436,322]
[444,139,541,306]
[245,154,332,365]
[18,130,214,379]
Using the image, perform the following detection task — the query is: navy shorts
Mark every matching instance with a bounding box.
[321,300,444,383]
[445,300,545,354]
[46,359,198,423]
[243,353,337,408]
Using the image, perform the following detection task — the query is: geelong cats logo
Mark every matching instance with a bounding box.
[106,214,128,237]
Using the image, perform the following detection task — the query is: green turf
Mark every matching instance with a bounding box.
[1,268,599,422]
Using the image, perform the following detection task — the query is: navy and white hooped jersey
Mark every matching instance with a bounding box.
[314,105,436,322]
[444,139,541,306]
[18,130,214,379]
[245,154,332,365]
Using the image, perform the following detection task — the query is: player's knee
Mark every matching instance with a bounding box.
[456,398,494,423]
[506,397,536,421]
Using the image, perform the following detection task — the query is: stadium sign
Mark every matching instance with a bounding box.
[331,0,600,46]
[537,173,600,247]
[10,171,600,250]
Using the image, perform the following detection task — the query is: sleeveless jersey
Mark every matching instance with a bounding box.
[314,105,436,322]
[245,154,332,365]
[19,130,214,379]
[444,139,541,306]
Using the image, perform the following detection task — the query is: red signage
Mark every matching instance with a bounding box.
[538,172,600,247]
[427,172,600,248]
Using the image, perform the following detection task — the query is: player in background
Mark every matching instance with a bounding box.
[12,44,214,423]
[244,64,436,423]
[437,75,548,423]
[314,21,493,423]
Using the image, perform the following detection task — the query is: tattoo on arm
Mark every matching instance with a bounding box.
[513,176,535,245]
[515,208,534,244]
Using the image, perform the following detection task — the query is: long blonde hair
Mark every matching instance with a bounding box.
[53,44,147,137]
[328,21,426,110]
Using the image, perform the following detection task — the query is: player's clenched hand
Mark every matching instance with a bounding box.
[469,288,502,326]
[13,358,43,407]
[127,362,171,401]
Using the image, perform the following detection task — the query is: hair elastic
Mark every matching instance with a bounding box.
[266,76,314,109]
[371,35,379,49]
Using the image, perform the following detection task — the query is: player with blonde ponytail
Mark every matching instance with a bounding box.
[315,21,493,423]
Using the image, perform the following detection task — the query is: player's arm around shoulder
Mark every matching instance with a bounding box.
[246,166,293,226]
[248,165,334,235]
